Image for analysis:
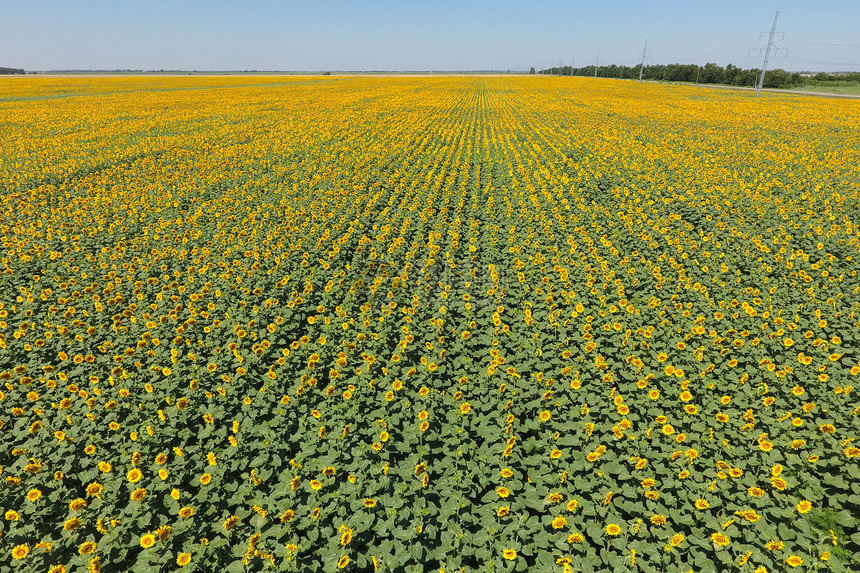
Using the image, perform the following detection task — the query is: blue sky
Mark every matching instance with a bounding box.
[1,0,858,72]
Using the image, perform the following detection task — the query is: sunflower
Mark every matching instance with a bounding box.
[771,477,787,491]
[337,555,350,568]
[86,482,103,498]
[79,541,97,555]
[69,498,87,511]
[735,509,761,522]
[127,468,143,483]
[605,523,622,536]
[176,553,192,566]
[711,532,730,546]
[11,544,30,559]
[140,534,156,549]
[502,549,517,560]
[551,516,567,529]
[796,500,812,513]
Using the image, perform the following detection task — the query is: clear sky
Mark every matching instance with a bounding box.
[1,0,858,72]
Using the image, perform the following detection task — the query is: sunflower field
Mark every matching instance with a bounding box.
[1,76,859,572]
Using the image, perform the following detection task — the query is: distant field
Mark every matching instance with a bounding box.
[1,76,859,572]
[786,82,860,96]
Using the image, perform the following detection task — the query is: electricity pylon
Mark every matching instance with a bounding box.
[749,11,787,96]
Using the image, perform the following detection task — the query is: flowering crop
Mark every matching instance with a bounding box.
[1,75,859,572]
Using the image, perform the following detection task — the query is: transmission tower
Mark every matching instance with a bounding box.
[638,39,648,83]
[749,11,787,96]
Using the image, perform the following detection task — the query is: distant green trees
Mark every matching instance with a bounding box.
[540,61,808,89]
[808,71,860,83]
[0,66,25,74]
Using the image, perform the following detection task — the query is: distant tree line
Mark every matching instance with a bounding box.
[535,62,859,90]
[804,71,860,84]
[0,66,25,75]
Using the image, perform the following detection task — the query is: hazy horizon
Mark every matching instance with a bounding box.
[2,0,858,73]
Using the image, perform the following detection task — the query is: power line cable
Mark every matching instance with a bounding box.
[783,57,860,67]
[782,41,860,48]
[684,42,762,62]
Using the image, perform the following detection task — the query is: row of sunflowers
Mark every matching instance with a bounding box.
[1,76,859,572]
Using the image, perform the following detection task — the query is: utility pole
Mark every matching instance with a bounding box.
[756,11,779,96]
[748,11,786,96]
[594,48,599,78]
[571,54,574,76]
[638,39,647,83]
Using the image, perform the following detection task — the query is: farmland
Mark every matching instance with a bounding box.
[1,76,859,572]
